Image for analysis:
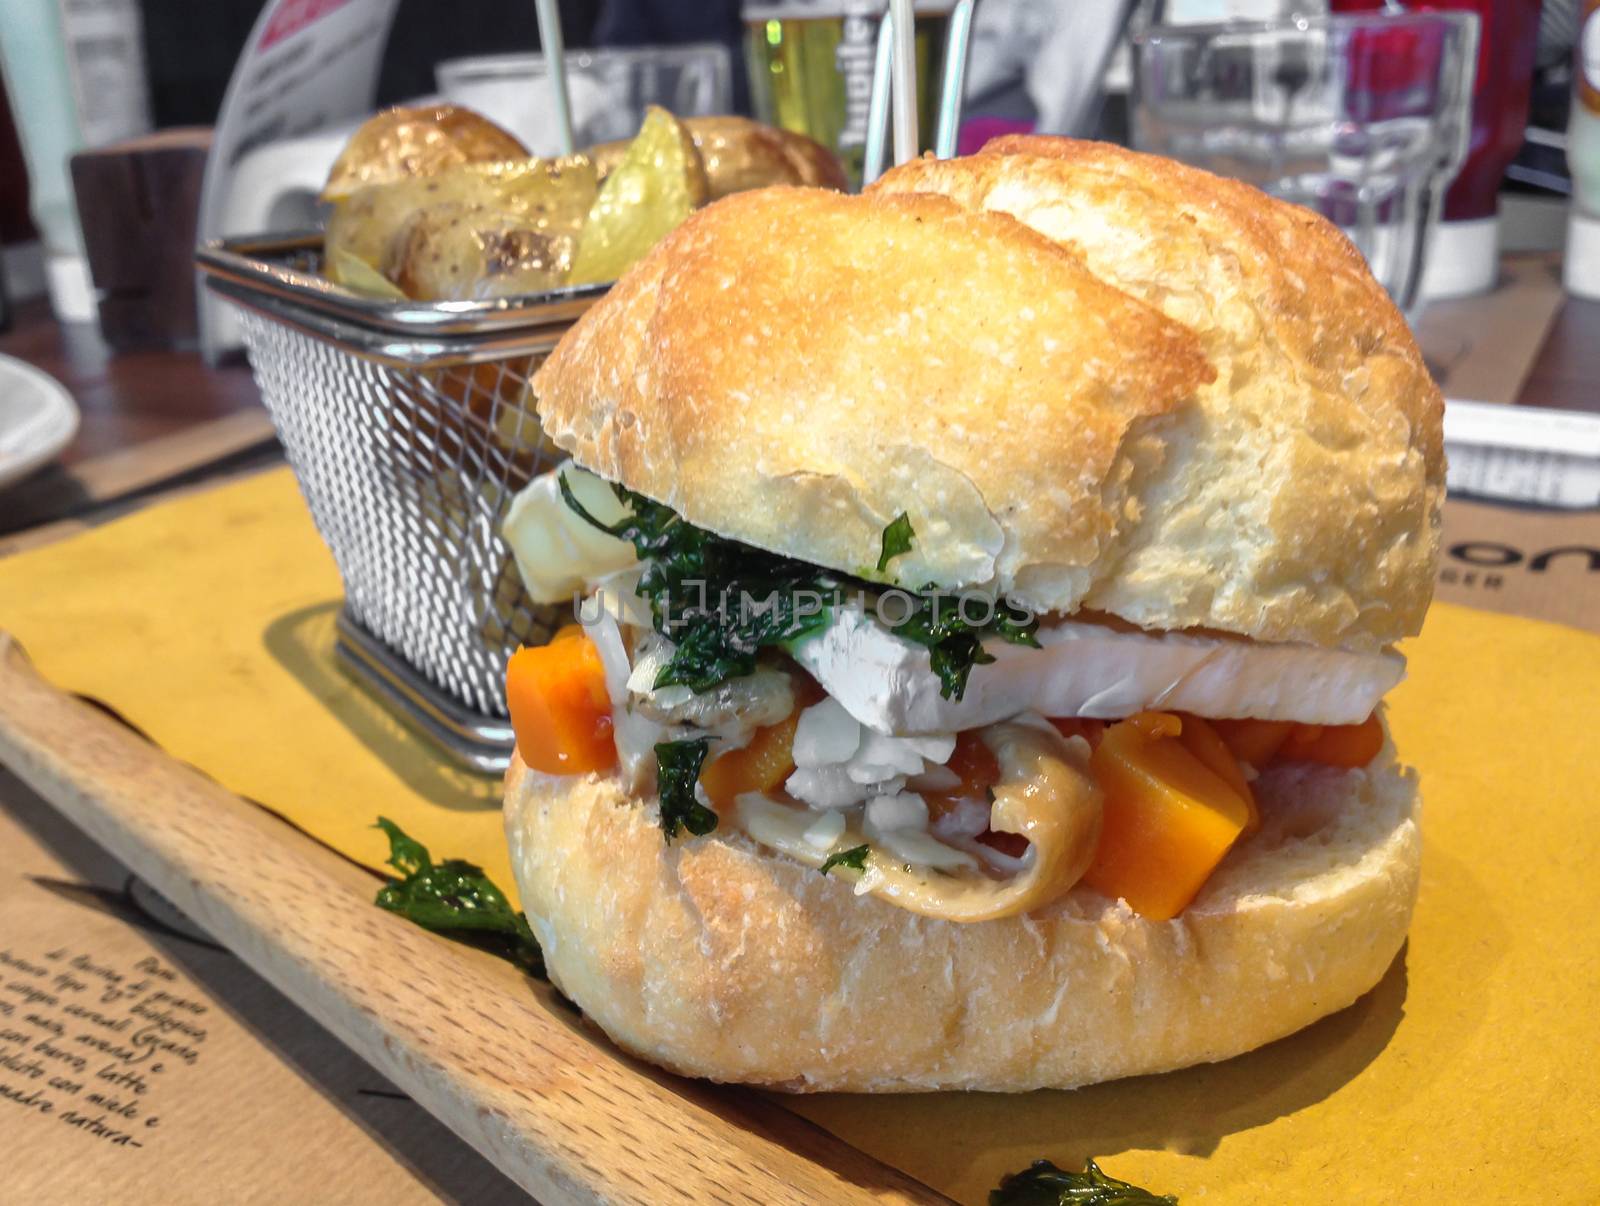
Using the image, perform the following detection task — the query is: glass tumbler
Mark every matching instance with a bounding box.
[1132,11,1478,314]
[744,1,954,187]
[437,45,734,155]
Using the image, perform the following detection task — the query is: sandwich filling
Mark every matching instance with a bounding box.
[503,463,1401,923]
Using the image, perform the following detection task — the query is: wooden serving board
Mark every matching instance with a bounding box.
[0,633,949,1205]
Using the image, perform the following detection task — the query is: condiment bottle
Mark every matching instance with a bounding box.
[1335,0,1542,299]
[1565,0,1600,298]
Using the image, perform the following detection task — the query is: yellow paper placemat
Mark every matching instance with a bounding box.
[1,466,1596,1202]
[0,468,510,892]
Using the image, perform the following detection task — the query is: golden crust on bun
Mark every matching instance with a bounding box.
[532,184,1216,630]
[873,137,1444,650]
[534,142,1443,651]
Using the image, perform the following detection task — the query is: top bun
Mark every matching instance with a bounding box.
[532,139,1443,651]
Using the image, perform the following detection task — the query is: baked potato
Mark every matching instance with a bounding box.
[390,201,572,300]
[325,157,599,300]
[321,104,528,202]
[589,114,847,200]
[568,106,709,287]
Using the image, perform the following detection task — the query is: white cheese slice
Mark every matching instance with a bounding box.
[789,602,1404,734]
[501,462,637,603]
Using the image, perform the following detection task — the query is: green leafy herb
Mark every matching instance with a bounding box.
[655,738,718,838]
[653,587,830,692]
[561,473,834,691]
[372,818,544,977]
[894,594,1041,700]
[819,844,870,875]
[876,512,915,573]
[990,1159,1175,1205]
[561,474,1039,703]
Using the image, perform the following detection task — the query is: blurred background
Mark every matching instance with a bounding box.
[0,0,1588,540]
[0,0,1575,333]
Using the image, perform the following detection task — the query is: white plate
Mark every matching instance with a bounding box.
[0,352,80,491]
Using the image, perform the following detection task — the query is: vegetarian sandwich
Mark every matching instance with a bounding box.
[499,137,1441,1092]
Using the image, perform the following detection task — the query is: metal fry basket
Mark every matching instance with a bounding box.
[199,235,607,773]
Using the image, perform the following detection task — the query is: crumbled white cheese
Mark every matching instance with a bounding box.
[784,699,956,810]
[792,696,862,767]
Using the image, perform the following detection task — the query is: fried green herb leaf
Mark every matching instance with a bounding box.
[990,1159,1175,1205]
[819,844,870,875]
[560,475,1039,701]
[895,594,1041,700]
[655,738,718,838]
[372,817,544,976]
[561,473,833,691]
[876,512,915,573]
[654,583,831,692]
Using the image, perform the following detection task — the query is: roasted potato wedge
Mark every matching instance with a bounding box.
[325,156,599,299]
[771,123,850,193]
[321,104,528,202]
[589,114,847,199]
[324,183,432,284]
[390,201,573,300]
[325,247,407,299]
[569,107,709,286]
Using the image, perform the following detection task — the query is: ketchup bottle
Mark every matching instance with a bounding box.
[1334,0,1541,298]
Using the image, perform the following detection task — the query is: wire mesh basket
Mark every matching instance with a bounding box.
[199,234,607,773]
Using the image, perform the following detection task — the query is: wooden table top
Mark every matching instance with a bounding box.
[0,251,1595,549]
[3,299,259,463]
[1515,292,1600,413]
[0,299,278,539]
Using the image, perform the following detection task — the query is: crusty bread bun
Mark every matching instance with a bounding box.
[532,143,1442,652]
[872,138,1444,651]
[505,733,1420,1092]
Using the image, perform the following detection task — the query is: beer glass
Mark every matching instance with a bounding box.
[744,1,952,185]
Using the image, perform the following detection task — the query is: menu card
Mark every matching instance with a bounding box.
[0,771,522,1203]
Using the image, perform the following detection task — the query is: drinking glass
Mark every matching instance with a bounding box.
[1132,11,1478,313]
[744,1,953,186]
[437,45,733,155]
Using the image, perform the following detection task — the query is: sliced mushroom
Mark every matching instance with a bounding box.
[627,636,796,730]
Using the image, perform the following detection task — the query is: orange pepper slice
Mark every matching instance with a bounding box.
[1278,713,1385,769]
[1175,713,1260,838]
[699,707,803,809]
[1082,711,1251,921]
[1211,718,1295,768]
[505,632,616,775]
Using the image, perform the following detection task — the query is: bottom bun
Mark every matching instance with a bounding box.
[504,741,1420,1092]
